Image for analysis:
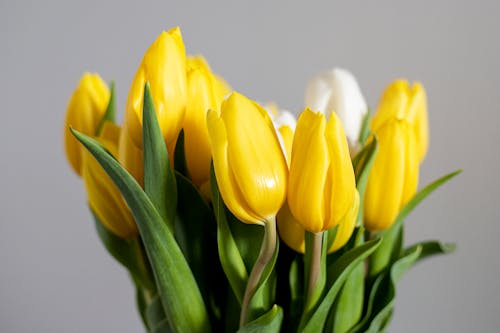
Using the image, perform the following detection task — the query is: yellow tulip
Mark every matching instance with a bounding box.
[184,56,229,187]
[287,108,356,233]
[207,92,288,224]
[82,122,137,238]
[364,119,419,231]
[119,27,187,184]
[64,73,109,176]
[371,80,428,162]
[277,191,359,253]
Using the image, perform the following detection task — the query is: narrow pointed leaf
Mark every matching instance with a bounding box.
[237,305,284,333]
[328,229,366,333]
[352,137,378,227]
[71,129,210,333]
[358,108,371,145]
[391,169,462,231]
[211,165,248,305]
[146,295,167,330]
[300,238,381,333]
[142,82,176,230]
[96,80,116,135]
[363,246,422,333]
[174,130,189,177]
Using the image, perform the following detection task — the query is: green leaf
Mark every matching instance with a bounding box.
[173,130,189,177]
[352,137,378,227]
[146,295,168,330]
[96,80,116,135]
[300,238,381,333]
[175,171,223,308]
[328,229,366,333]
[368,224,403,277]
[142,82,177,231]
[404,240,456,264]
[71,129,210,333]
[369,169,461,277]
[348,273,385,333]
[237,305,284,333]
[135,286,150,331]
[363,246,422,333]
[358,108,371,146]
[210,165,249,305]
[391,169,462,231]
[92,210,154,290]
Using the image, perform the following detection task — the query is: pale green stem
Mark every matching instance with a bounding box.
[239,216,277,328]
[306,231,323,310]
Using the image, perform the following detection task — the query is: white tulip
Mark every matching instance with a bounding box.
[305,68,368,156]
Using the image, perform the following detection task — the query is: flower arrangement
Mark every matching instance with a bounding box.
[63,27,460,333]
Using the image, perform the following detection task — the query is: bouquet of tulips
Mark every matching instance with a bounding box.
[64,27,460,333]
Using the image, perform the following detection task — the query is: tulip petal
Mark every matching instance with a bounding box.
[184,67,219,186]
[324,112,356,229]
[371,80,410,132]
[124,28,187,152]
[64,73,109,175]
[222,93,287,221]
[207,109,261,224]
[288,109,329,233]
[364,121,407,231]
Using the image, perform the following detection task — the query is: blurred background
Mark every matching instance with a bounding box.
[2,0,499,332]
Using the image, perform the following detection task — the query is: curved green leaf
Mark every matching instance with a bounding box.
[352,137,378,227]
[96,80,116,135]
[173,130,189,177]
[391,169,462,232]
[363,246,422,333]
[237,305,284,333]
[328,230,366,333]
[300,238,381,333]
[143,83,176,231]
[210,166,248,305]
[71,129,210,333]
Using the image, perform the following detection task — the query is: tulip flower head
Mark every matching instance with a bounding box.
[119,27,187,183]
[287,108,356,233]
[364,80,424,231]
[82,122,137,238]
[184,56,230,187]
[305,68,368,156]
[64,73,109,176]
[207,92,288,225]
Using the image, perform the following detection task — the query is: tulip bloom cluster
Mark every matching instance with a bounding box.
[64,27,459,333]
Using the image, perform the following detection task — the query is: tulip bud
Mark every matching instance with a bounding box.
[364,119,419,231]
[305,68,368,156]
[82,122,137,238]
[371,80,428,162]
[184,56,229,187]
[207,92,288,224]
[277,191,359,253]
[364,80,426,231]
[64,73,109,176]
[119,27,187,184]
[287,108,356,233]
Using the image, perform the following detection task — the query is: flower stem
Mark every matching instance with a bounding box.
[239,216,277,327]
[306,231,324,310]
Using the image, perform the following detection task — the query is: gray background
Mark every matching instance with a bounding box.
[2,0,499,332]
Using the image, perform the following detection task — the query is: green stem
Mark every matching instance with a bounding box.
[305,231,323,311]
[239,216,277,327]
